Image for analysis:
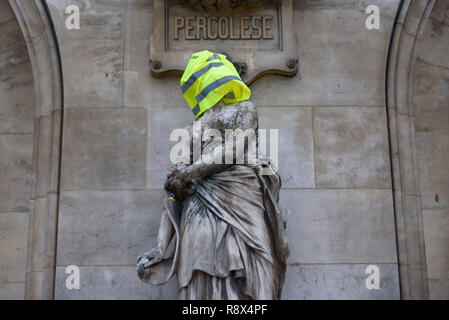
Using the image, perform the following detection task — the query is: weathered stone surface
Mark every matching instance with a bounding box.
[395,32,416,115]
[402,193,426,269]
[61,107,147,191]
[0,19,34,134]
[404,267,429,300]
[26,195,59,273]
[280,189,397,264]
[282,263,400,299]
[57,190,164,266]
[357,0,400,19]
[416,18,449,69]
[0,1,42,300]
[143,276,179,300]
[396,113,419,194]
[403,0,429,37]
[24,268,54,300]
[0,134,33,212]
[430,0,449,24]
[34,115,53,198]
[428,279,449,300]
[0,0,15,24]
[55,266,141,300]
[412,13,449,299]
[258,106,314,188]
[122,5,186,108]
[387,108,403,192]
[422,209,449,280]
[415,132,449,209]
[47,0,124,108]
[251,8,393,107]
[27,198,48,272]
[413,60,449,127]
[314,107,391,189]
[147,105,194,188]
[0,213,28,283]
[0,282,24,300]
[293,0,357,10]
[413,61,449,133]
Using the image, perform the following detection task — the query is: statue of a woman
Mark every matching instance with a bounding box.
[136,51,288,300]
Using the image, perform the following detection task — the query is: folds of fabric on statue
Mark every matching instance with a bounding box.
[139,159,288,300]
[178,165,275,299]
[138,192,180,285]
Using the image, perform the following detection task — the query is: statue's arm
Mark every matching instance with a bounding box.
[137,204,174,271]
[137,121,191,267]
[155,206,175,254]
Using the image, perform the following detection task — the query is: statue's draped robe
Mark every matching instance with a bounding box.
[140,102,288,299]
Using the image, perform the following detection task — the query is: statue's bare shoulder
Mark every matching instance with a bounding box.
[236,100,258,131]
[201,101,258,132]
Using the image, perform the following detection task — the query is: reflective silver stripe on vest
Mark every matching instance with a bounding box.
[192,104,200,116]
[207,54,220,61]
[195,75,241,103]
[181,62,224,94]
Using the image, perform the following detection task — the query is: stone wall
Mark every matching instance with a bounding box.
[0,0,447,300]
[47,0,401,299]
[413,0,449,299]
[0,0,34,299]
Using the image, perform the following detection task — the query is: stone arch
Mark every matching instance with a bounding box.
[8,0,63,299]
[386,0,438,300]
[410,0,449,299]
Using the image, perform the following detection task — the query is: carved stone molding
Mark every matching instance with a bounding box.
[386,0,437,300]
[8,0,63,300]
[150,0,298,85]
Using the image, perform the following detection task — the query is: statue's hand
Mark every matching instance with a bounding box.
[164,169,188,199]
[136,247,163,278]
[165,174,183,191]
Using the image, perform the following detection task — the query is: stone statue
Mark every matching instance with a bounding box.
[136,99,288,299]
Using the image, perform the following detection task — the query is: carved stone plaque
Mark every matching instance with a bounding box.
[150,0,298,85]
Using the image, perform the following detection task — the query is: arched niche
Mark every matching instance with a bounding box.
[8,0,63,300]
[411,0,449,300]
[386,0,440,300]
[0,0,35,299]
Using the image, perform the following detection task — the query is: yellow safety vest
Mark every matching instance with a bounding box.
[180,50,251,118]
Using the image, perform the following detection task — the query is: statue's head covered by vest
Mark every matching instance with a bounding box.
[180,50,251,118]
